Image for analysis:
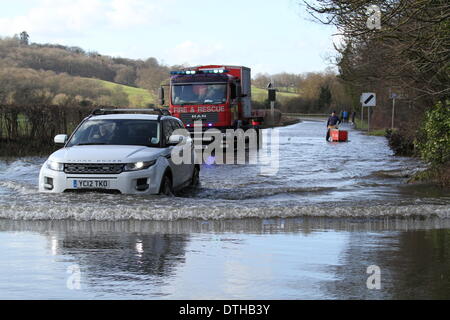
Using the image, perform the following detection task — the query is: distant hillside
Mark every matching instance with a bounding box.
[0,36,301,109]
[90,79,155,107]
[0,36,170,94]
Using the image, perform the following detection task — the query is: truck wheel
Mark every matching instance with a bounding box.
[159,174,174,196]
[190,165,200,187]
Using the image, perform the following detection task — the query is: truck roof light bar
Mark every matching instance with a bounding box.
[171,70,195,75]
[170,69,229,75]
[91,108,171,116]
[203,69,228,74]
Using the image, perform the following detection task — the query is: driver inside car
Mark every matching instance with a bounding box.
[90,122,115,143]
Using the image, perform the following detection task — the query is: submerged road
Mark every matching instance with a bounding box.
[0,120,448,220]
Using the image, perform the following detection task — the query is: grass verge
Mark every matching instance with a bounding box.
[354,119,387,136]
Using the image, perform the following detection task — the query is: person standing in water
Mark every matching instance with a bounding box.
[342,110,349,123]
[326,111,341,141]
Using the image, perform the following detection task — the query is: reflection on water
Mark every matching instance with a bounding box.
[0,218,449,299]
[329,228,450,299]
[59,233,188,298]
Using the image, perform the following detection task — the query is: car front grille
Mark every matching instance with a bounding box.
[180,112,219,125]
[64,163,124,174]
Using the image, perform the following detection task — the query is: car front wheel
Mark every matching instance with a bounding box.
[190,165,200,187]
[159,174,174,196]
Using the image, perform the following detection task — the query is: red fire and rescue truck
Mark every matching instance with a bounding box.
[158,65,264,146]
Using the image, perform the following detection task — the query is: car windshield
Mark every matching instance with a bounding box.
[67,119,160,147]
[172,84,227,105]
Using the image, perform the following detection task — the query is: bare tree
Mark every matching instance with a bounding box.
[19,31,29,46]
[302,0,449,101]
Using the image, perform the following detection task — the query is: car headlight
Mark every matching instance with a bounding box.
[46,160,64,171]
[124,160,156,171]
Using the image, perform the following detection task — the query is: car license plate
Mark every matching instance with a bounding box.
[72,180,110,189]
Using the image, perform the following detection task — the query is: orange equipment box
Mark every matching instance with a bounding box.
[331,129,348,142]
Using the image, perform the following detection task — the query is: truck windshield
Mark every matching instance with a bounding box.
[172,84,227,105]
[67,119,160,147]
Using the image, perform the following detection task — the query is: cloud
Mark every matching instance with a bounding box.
[105,0,162,28]
[0,0,170,38]
[0,0,103,37]
[165,40,226,66]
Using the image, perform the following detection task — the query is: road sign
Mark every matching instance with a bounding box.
[361,92,376,107]
[268,88,276,102]
[389,87,406,100]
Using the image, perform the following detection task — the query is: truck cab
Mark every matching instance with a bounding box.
[165,65,253,133]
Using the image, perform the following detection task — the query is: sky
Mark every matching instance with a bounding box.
[0,0,339,75]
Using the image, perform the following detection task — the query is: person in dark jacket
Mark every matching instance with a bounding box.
[326,111,341,141]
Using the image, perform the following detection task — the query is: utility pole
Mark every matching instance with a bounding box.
[361,106,363,128]
[389,90,399,130]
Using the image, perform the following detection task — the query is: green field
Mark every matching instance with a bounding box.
[251,86,299,103]
[87,79,300,107]
[88,79,156,107]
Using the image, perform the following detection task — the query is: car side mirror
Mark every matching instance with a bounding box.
[236,84,242,99]
[168,134,186,145]
[54,134,68,146]
[158,87,165,106]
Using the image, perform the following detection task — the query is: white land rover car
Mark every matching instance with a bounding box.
[39,109,200,195]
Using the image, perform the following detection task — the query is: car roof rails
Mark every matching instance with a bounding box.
[91,108,171,117]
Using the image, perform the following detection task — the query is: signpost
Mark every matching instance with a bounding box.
[389,91,398,129]
[267,82,276,124]
[389,88,407,129]
[361,92,376,132]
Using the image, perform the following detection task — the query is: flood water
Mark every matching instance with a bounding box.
[0,121,449,299]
